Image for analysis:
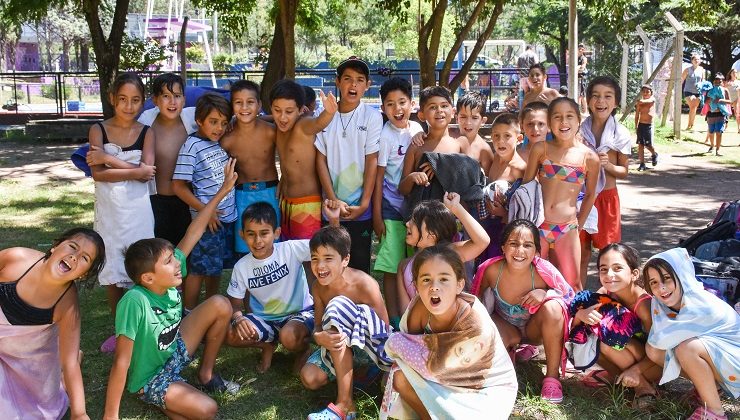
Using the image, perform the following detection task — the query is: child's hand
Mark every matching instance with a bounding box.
[233,315,258,341]
[320,90,338,114]
[598,151,610,168]
[575,304,602,325]
[208,212,223,233]
[314,330,346,351]
[410,131,427,147]
[615,365,641,388]
[409,172,430,187]
[322,199,342,221]
[220,158,238,192]
[373,215,386,239]
[520,289,547,308]
[442,191,461,211]
[85,145,109,166]
[138,163,156,182]
[419,162,435,181]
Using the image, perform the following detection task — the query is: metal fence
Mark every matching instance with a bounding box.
[0,67,564,117]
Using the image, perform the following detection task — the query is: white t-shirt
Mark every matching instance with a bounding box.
[226,240,313,321]
[378,120,424,214]
[315,102,382,220]
[138,106,199,134]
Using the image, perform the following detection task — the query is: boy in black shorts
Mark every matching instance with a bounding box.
[635,84,658,171]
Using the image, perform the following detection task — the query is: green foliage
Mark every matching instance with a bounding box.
[212,53,237,71]
[119,35,168,71]
[186,45,206,63]
[326,44,353,67]
[40,84,72,100]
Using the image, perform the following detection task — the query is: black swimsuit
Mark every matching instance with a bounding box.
[0,258,73,325]
[98,122,148,151]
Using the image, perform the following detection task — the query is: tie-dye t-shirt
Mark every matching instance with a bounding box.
[315,102,382,221]
[378,120,424,214]
[226,240,313,321]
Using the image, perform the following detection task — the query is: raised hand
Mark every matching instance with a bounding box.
[320,90,338,114]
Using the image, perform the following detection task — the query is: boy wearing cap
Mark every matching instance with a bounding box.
[315,57,382,273]
[635,84,657,171]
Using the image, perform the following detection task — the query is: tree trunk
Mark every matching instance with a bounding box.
[80,40,89,72]
[61,39,70,71]
[417,0,448,87]
[279,0,297,79]
[260,15,286,110]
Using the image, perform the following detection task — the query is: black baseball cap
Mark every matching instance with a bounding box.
[336,56,370,78]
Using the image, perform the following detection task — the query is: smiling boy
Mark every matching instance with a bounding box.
[522,63,560,108]
[456,91,494,170]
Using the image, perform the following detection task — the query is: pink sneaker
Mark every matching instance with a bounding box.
[541,377,563,404]
[515,344,539,363]
[100,334,116,353]
[687,407,728,420]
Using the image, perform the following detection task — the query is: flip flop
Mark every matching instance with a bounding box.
[307,403,357,420]
[581,369,611,388]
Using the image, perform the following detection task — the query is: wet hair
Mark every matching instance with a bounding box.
[586,76,622,116]
[548,96,581,126]
[151,72,185,97]
[302,85,316,109]
[269,79,306,109]
[44,227,106,282]
[419,85,453,109]
[597,243,642,286]
[456,91,485,113]
[409,200,458,247]
[309,225,351,259]
[230,79,260,98]
[491,112,519,130]
[194,93,232,123]
[528,63,547,76]
[124,238,173,285]
[500,219,541,254]
[642,257,681,297]
[109,72,145,99]
[241,201,278,230]
[380,77,413,103]
[412,244,467,285]
[519,101,549,123]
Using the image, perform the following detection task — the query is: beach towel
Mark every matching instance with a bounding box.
[580,115,631,194]
[647,248,740,397]
[379,293,517,419]
[472,255,574,376]
[705,86,731,117]
[507,180,544,227]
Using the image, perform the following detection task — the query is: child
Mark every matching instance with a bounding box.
[397,193,489,313]
[517,101,550,164]
[643,248,739,420]
[225,201,316,374]
[172,93,236,309]
[522,63,561,108]
[472,219,574,403]
[220,80,280,254]
[522,97,600,290]
[635,84,658,171]
[271,79,338,241]
[569,243,660,408]
[706,73,732,156]
[398,86,462,197]
[380,245,517,419]
[104,160,239,419]
[455,91,494,170]
[138,72,198,247]
[300,208,392,420]
[579,76,631,289]
[315,56,382,273]
[374,77,424,326]
[86,72,156,352]
[302,85,317,116]
[1,228,105,419]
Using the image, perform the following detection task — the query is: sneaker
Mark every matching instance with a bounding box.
[100,334,116,353]
[651,153,658,166]
[637,164,647,171]
[541,377,563,404]
[200,374,240,395]
[514,344,540,363]
[707,147,714,154]
[716,151,723,157]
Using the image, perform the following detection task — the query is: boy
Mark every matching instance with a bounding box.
[225,201,315,374]
[706,73,732,156]
[635,84,658,171]
[302,85,317,116]
[522,63,560,108]
[271,79,338,241]
[517,101,550,163]
[300,204,392,420]
[456,91,495,170]
[138,73,198,247]
[398,85,461,196]
[220,80,279,254]
[315,56,382,273]
[172,93,236,309]
[373,77,424,327]
[104,160,239,420]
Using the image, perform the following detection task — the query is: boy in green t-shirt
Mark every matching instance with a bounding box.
[104,159,239,419]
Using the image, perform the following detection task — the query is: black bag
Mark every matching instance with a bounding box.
[679,220,737,255]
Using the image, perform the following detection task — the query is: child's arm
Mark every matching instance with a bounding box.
[103,336,134,420]
[86,145,138,169]
[404,298,426,334]
[521,141,545,184]
[372,165,386,238]
[634,102,642,126]
[316,152,348,216]
[599,149,629,180]
[322,199,342,227]
[176,158,237,255]
[365,279,391,326]
[396,259,411,313]
[298,91,338,135]
[312,289,345,351]
[577,151,601,229]
[88,124,155,183]
[445,192,490,262]
[55,289,88,420]
[398,146,427,195]
[228,295,260,342]
[172,179,222,233]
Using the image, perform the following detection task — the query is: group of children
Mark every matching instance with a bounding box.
[1,56,738,420]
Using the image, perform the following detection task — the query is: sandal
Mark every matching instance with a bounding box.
[632,393,657,410]
[307,403,357,420]
[199,374,240,395]
[687,406,728,420]
[515,344,540,363]
[541,377,563,404]
[581,369,612,388]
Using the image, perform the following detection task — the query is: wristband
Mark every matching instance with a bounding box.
[231,315,246,327]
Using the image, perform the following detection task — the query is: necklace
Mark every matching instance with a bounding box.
[339,108,357,138]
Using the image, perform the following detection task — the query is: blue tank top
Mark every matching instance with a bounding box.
[685,67,704,94]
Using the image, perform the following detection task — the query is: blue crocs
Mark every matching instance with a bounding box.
[307,403,356,420]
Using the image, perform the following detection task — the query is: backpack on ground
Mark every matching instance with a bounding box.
[679,220,737,255]
[713,200,740,230]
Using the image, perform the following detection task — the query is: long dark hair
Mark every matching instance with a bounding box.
[44,227,106,282]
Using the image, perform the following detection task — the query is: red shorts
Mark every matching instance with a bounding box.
[580,187,621,250]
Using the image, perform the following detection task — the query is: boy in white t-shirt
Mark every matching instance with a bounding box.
[373,77,423,328]
[315,56,382,273]
[226,202,314,373]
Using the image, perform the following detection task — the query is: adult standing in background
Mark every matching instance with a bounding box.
[725,68,739,133]
[517,45,539,107]
[577,44,588,114]
[681,54,706,131]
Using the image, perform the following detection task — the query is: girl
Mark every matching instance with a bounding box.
[86,72,156,352]
[569,243,661,409]
[522,97,600,290]
[578,76,631,289]
[381,245,517,420]
[644,248,739,420]
[471,219,575,404]
[681,54,706,131]
[0,228,105,419]
[726,68,740,133]
[396,192,489,318]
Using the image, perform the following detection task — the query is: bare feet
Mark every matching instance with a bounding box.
[257,342,278,374]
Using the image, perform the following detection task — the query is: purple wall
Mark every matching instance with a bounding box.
[5,42,40,71]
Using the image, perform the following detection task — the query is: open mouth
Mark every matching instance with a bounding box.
[158,320,181,351]
[317,269,330,279]
[660,291,672,300]
[430,296,441,306]
[59,259,72,273]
